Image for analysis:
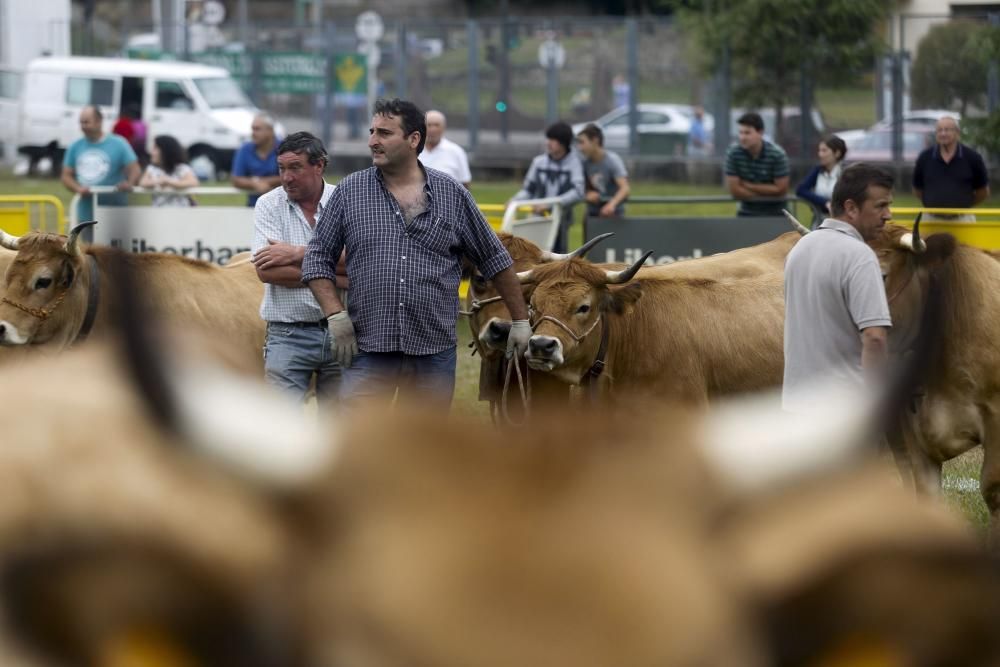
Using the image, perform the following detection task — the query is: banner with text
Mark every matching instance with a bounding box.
[583,216,794,265]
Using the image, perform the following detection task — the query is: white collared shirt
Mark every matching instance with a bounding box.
[418,137,472,184]
[252,181,336,322]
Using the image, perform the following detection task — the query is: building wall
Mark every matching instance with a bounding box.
[0,0,71,69]
[894,0,1000,53]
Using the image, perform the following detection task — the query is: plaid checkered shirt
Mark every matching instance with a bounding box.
[252,181,336,323]
[302,166,512,355]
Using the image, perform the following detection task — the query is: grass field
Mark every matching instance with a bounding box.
[0,171,989,532]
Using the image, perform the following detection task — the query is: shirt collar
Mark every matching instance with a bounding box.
[280,180,333,210]
[932,143,964,160]
[818,217,865,242]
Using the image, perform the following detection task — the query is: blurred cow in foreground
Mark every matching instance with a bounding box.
[0,224,264,372]
[0,292,997,666]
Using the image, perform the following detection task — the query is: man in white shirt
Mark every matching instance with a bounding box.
[252,131,347,402]
[418,109,472,187]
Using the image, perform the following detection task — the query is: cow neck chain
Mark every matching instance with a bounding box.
[1,289,68,321]
[886,265,917,305]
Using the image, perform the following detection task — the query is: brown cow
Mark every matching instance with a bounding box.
[469,232,798,412]
[517,254,786,403]
[0,224,265,371]
[872,221,1000,548]
[0,335,996,666]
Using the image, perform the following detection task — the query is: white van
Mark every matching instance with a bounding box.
[17,56,267,176]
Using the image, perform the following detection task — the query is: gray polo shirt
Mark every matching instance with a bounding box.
[782,218,891,413]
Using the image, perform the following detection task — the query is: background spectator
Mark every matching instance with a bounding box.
[796,135,847,221]
[576,123,630,218]
[725,112,790,217]
[139,135,199,207]
[687,105,710,157]
[418,109,472,188]
[231,113,282,207]
[913,115,989,222]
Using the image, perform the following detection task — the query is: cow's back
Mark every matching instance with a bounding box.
[643,232,798,280]
[89,249,265,372]
[605,273,786,402]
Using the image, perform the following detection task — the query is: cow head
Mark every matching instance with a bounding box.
[869,217,956,357]
[519,252,650,383]
[467,233,616,358]
[0,223,97,348]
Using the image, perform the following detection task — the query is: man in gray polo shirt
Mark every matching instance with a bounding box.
[782,163,893,413]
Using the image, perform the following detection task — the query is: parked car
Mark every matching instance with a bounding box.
[572,103,715,155]
[839,109,959,152]
[843,124,934,162]
[730,106,827,158]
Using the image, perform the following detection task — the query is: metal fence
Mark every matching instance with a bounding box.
[65,11,1000,165]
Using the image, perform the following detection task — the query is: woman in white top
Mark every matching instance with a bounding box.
[795,135,847,221]
[139,134,199,207]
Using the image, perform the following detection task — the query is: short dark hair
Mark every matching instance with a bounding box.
[153,135,187,174]
[737,112,764,132]
[373,98,426,154]
[277,131,329,169]
[577,123,604,146]
[830,163,894,217]
[546,121,574,152]
[821,135,848,161]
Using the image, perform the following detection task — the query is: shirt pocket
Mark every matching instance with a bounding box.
[411,215,457,258]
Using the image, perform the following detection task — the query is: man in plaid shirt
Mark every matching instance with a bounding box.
[302,99,530,410]
[252,132,348,402]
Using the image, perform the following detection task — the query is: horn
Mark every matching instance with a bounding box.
[540,232,615,261]
[604,250,653,284]
[0,229,20,250]
[899,212,927,254]
[66,220,98,256]
[782,209,811,236]
[517,267,535,284]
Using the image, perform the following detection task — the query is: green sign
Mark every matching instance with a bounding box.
[333,54,367,94]
[260,52,326,94]
[187,51,368,96]
[190,51,253,86]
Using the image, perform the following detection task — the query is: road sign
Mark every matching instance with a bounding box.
[538,39,565,69]
[202,0,226,25]
[355,11,384,42]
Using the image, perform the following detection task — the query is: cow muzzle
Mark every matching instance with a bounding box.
[0,320,28,346]
[479,317,511,351]
[525,335,563,371]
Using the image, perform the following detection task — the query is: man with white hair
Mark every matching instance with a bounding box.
[418,110,472,187]
[912,115,989,222]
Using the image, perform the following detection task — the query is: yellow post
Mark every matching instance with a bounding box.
[0,195,67,236]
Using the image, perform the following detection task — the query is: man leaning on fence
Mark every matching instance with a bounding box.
[912,115,989,222]
[61,105,140,230]
[508,121,585,253]
[725,112,790,218]
[252,132,347,402]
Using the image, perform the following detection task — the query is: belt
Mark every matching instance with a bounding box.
[271,320,327,328]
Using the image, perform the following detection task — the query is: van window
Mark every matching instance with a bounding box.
[156,80,194,110]
[193,77,251,109]
[67,77,115,107]
[0,70,20,100]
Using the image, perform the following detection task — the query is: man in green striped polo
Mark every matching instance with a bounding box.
[725,112,790,217]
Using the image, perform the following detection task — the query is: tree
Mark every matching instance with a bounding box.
[669,0,889,136]
[911,20,989,117]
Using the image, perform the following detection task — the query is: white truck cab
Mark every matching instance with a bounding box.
[17,56,268,176]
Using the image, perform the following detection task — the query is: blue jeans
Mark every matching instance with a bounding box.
[339,347,457,411]
[263,321,342,402]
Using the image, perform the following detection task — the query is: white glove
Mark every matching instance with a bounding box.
[506,319,532,359]
[326,311,358,369]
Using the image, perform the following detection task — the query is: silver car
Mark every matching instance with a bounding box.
[572,103,715,154]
